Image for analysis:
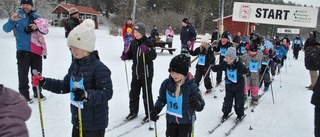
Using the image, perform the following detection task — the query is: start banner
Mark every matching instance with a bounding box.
[232,2,318,28]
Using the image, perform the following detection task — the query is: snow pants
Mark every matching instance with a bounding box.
[310,70,319,88]
[293,47,300,59]
[16,50,43,100]
[129,76,154,117]
[72,126,105,137]
[194,67,213,90]
[222,85,245,117]
[216,56,225,84]
[244,72,260,97]
[166,121,192,137]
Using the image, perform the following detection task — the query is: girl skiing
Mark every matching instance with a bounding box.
[150,54,205,137]
[32,19,113,137]
[188,35,215,93]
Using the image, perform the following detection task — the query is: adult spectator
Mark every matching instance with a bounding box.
[180,18,197,53]
[233,32,241,45]
[211,28,219,43]
[150,25,159,42]
[64,7,80,38]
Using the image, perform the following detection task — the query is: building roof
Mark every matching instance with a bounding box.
[51,4,100,15]
[212,15,233,22]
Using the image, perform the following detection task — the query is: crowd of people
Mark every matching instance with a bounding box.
[1,0,319,137]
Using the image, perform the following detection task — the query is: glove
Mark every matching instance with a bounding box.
[120,52,127,61]
[283,56,287,60]
[140,44,149,53]
[245,68,251,77]
[72,88,88,101]
[150,108,160,122]
[189,96,201,111]
[32,76,45,87]
[43,55,47,59]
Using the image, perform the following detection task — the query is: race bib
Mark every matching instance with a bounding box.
[70,75,84,109]
[166,91,183,118]
[197,54,206,66]
[220,48,227,56]
[249,61,259,72]
[226,68,238,83]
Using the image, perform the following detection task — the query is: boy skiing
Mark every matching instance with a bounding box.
[212,47,248,122]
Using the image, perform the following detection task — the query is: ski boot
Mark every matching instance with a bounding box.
[125,113,137,121]
[251,96,259,105]
[235,115,245,123]
[142,116,149,124]
[221,113,229,122]
[205,89,212,94]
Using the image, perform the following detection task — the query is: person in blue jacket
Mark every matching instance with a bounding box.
[292,34,303,60]
[273,41,287,74]
[33,19,113,137]
[180,18,197,53]
[150,54,205,137]
[212,47,248,122]
[2,0,46,103]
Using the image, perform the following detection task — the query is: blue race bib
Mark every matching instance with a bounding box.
[249,61,259,72]
[226,68,238,83]
[220,48,227,56]
[70,75,84,109]
[166,91,183,118]
[197,54,206,66]
[240,46,246,53]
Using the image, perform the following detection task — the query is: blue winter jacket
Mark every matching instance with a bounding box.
[42,51,113,131]
[2,9,39,52]
[154,75,205,124]
[180,23,197,45]
[292,37,304,49]
[273,45,287,59]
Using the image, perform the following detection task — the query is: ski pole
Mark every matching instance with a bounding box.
[124,61,130,93]
[244,76,253,130]
[199,64,214,87]
[142,53,153,130]
[154,122,158,137]
[270,81,275,104]
[191,114,195,137]
[211,70,217,98]
[32,69,45,137]
[73,81,83,137]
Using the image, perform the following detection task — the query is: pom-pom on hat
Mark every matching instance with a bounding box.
[67,19,96,52]
[168,54,190,76]
[225,47,237,60]
[201,33,210,43]
[134,22,146,36]
[21,0,33,6]
[69,7,79,16]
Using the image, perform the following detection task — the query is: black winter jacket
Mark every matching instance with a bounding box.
[43,51,113,131]
[188,46,215,69]
[180,24,197,45]
[125,36,157,79]
[312,73,320,107]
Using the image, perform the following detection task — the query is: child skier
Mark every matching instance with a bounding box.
[240,43,268,104]
[188,35,215,93]
[292,34,303,60]
[236,36,249,56]
[273,41,287,74]
[259,48,279,91]
[123,28,133,52]
[211,47,248,122]
[212,31,234,86]
[149,54,205,137]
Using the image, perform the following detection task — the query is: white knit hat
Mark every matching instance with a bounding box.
[201,33,210,43]
[67,19,96,52]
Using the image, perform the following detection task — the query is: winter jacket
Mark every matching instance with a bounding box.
[0,84,31,137]
[122,23,135,39]
[31,18,48,56]
[312,73,320,107]
[124,36,157,79]
[180,23,197,45]
[154,75,205,124]
[211,31,219,43]
[212,57,248,91]
[42,51,113,131]
[292,37,303,49]
[273,45,287,59]
[150,28,159,40]
[3,8,40,52]
[213,41,233,58]
[188,45,215,69]
[64,17,80,38]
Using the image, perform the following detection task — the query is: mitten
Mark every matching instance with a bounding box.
[120,52,127,61]
[140,44,149,53]
[283,56,287,60]
[150,107,160,122]
[245,68,251,77]
[72,88,88,101]
[43,55,47,59]
[32,76,45,87]
[189,96,201,111]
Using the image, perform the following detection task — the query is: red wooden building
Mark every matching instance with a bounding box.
[51,3,101,29]
[213,15,256,38]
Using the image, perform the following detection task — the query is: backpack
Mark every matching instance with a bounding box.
[305,46,320,70]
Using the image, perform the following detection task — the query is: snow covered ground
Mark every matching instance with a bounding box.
[0,18,315,137]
